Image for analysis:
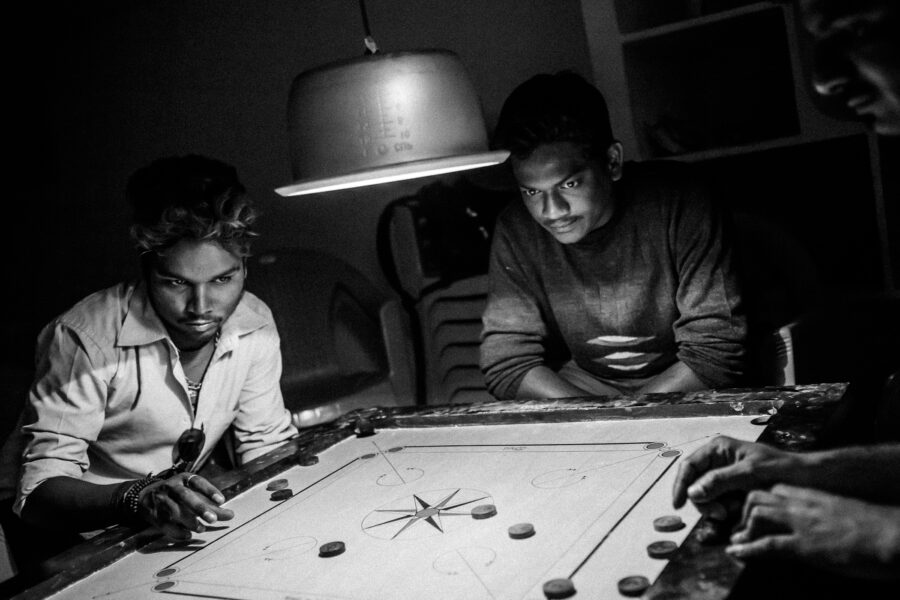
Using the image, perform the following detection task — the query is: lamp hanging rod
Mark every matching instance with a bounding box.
[358,0,379,54]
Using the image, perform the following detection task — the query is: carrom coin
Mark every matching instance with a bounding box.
[471,503,497,519]
[270,489,293,501]
[542,577,576,599]
[647,540,678,558]
[508,522,535,539]
[653,515,685,532]
[618,575,650,597]
[319,541,345,557]
[266,478,289,491]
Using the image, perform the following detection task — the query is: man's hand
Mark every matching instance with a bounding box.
[727,484,900,579]
[672,436,801,509]
[139,472,235,540]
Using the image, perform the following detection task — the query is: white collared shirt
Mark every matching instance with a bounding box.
[4,281,297,515]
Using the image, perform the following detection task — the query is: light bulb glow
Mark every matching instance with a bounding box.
[275,151,509,197]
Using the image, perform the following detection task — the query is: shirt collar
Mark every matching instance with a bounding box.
[116,281,268,349]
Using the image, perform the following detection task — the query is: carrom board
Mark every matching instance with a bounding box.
[18,384,847,600]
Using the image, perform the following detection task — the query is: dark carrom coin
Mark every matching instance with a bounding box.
[270,489,293,501]
[618,575,650,597]
[297,455,319,467]
[266,478,289,491]
[647,540,678,558]
[508,522,535,539]
[653,515,685,532]
[471,504,497,519]
[542,578,576,599]
[319,541,345,557]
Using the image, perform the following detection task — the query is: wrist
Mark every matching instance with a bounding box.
[116,475,164,526]
[766,450,816,489]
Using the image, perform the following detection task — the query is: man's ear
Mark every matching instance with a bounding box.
[606,141,624,181]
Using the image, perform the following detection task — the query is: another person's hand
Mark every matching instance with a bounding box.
[139,472,234,540]
[672,436,802,509]
[727,484,900,579]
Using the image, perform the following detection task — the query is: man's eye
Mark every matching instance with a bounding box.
[561,179,579,189]
[215,276,233,284]
[166,279,186,287]
[521,189,539,198]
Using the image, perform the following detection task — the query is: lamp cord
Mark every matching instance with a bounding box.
[358,0,379,54]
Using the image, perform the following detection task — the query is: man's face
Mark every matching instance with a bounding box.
[147,239,246,351]
[511,141,623,244]
[801,0,900,135]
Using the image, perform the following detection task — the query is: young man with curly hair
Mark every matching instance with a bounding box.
[0,155,297,584]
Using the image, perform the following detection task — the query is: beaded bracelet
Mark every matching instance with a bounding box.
[115,474,163,525]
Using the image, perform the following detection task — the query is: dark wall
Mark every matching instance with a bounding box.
[12,0,593,369]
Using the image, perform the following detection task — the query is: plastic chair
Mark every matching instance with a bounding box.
[768,295,900,387]
[246,248,416,427]
[416,275,493,405]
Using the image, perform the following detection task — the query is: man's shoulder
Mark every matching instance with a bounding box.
[626,160,705,195]
[624,160,714,217]
[238,291,275,324]
[495,199,538,238]
[49,282,136,343]
[226,291,278,343]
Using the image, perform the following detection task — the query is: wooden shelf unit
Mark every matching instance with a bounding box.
[579,0,896,293]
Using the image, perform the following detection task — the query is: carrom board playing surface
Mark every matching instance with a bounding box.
[20,384,846,600]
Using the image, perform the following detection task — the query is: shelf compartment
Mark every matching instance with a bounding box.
[622,7,799,158]
[699,134,885,294]
[614,0,770,35]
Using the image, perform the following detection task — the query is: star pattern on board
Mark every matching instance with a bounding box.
[364,489,489,539]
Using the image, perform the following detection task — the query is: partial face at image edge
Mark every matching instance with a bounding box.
[801,0,900,135]
[511,141,623,245]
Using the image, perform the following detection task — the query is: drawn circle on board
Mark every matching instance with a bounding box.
[644,442,665,450]
[362,488,493,540]
[660,449,682,458]
[376,467,424,486]
[259,536,318,560]
[153,581,177,592]
[433,546,497,575]
[532,468,587,489]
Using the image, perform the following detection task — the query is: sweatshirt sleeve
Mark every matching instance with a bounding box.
[670,186,747,387]
[480,216,549,399]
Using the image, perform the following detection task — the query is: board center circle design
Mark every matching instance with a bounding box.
[361,488,494,540]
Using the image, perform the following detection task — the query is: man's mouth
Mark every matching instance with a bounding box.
[183,320,218,331]
[846,93,877,111]
[548,218,578,234]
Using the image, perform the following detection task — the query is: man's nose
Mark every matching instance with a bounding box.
[812,40,852,98]
[188,285,210,315]
[543,192,569,218]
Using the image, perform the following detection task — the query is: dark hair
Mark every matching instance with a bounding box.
[128,154,257,259]
[491,71,615,160]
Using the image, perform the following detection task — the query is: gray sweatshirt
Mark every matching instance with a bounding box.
[480,161,746,399]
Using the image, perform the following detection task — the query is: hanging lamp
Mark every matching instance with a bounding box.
[275,1,508,197]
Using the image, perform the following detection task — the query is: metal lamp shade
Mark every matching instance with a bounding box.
[276,49,508,197]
